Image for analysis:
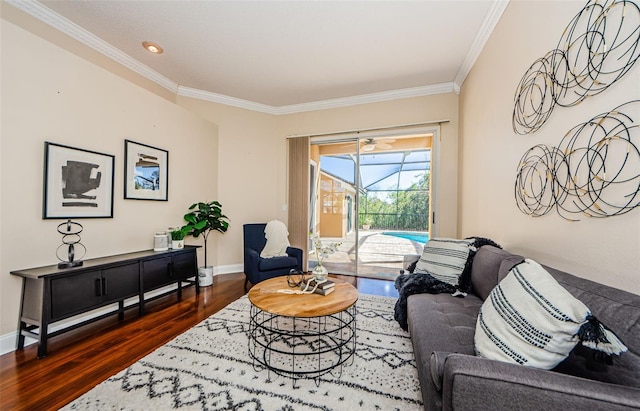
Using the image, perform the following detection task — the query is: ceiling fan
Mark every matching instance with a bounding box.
[343,137,396,152]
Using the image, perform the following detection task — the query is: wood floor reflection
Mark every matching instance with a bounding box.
[333,274,399,298]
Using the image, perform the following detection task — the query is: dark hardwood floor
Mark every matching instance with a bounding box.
[0,273,398,410]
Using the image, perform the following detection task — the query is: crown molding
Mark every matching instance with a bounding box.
[6,0,179,93]
[454,0,510,91]
[273,83,456,115]
[178,83,456,115]
[177,87,280,114]
[9,0,489,115]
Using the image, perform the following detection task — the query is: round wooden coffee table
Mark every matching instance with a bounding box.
[247,276,358,384]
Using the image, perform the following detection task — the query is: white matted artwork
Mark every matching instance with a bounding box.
[124,139,168,201]
[43,142,115,219]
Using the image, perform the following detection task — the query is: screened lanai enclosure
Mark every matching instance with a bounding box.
[309,134,433,279]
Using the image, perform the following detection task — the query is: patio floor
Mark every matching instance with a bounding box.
[310,230,426,280]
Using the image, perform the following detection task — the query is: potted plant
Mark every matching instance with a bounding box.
[361,215,373,230]
[180,201,229,287]
[170,229,185,249]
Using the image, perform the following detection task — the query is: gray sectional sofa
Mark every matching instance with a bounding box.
[401,245,640,410]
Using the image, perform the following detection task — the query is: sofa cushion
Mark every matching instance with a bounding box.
[550,266,640,388]
[475,259,627,370]
[471,246,524,300]
[414,238,474,286]
[407,292,483,410]
[258,255,298,271]
[407,293,483,354]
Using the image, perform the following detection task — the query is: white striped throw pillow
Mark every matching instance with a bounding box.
[474,259,627,370]
[414,238,474,286]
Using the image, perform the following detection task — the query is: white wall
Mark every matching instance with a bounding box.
[1,19,219,339]
[177,93,460,269]
[459,0,640,293]
[176,97,282,270]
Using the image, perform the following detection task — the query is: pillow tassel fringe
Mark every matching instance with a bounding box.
[576,315,628,356]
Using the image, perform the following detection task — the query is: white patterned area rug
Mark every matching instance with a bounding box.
[62,294,422,411]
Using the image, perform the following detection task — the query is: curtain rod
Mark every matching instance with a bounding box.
[286,120,450,139]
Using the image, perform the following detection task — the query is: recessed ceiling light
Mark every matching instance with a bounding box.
[142,41,163,54]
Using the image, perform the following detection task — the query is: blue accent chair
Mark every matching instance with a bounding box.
[243,223,303,292]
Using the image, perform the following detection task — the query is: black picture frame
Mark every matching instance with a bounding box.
[43,142,115,219]
[124,139,169,201]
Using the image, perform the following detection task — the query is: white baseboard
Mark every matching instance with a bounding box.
[0,268,245,356]
[216,263,243,275]
[0,284,180,356]
[0,331,36,355]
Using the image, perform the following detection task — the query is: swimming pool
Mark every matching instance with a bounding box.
[382,231,430,244]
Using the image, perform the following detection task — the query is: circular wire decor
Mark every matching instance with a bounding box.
[513,0,640,135]
[515,100,640,220]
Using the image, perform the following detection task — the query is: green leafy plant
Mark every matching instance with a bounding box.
[170,229,186,241]
[181,201,229,267]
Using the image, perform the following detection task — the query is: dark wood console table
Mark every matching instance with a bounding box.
[11,246,199,358]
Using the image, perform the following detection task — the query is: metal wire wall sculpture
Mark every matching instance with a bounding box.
[513,0,640,135]
[515,100,640,220]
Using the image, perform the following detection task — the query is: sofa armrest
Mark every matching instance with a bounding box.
[400,254,421,274]
[430,351,454,392]
[441,354,640,411]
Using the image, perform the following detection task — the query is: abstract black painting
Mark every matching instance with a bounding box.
[43,142,115,219]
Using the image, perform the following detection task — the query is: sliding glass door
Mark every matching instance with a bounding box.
[309,133,433,279]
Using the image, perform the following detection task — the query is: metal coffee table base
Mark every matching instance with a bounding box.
[248,304,357,385]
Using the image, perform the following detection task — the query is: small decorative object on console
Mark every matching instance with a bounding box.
[56,219,85,268]
[170,228,185,249]
[153,231,169,251]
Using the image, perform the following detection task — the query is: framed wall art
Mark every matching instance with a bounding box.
[43,142,115,219]
[124,139,169,201]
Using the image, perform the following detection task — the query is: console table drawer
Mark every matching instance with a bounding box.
[102,263,140,301]
[172,252,198,281]
[50,263,140,320]
[142,257,172,291]
[51,270,102,319]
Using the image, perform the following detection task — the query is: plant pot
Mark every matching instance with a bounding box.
[362,224,371,230]
[198,266,214,287]
[171,240,184,249]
